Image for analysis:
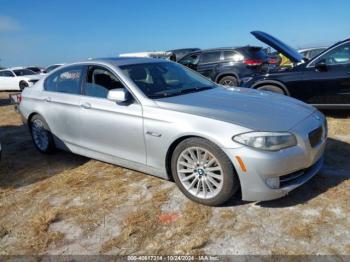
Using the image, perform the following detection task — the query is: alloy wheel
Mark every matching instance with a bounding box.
[176,147,224,199]
[31,119,49,151]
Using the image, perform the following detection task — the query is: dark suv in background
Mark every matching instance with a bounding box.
[178,47,268,86]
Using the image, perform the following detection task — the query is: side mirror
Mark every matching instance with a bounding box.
[315,59,327,72]
[107,89,131,103]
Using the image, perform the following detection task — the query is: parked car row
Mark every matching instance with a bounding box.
[0,67,43,91]
[0,64,65,91]
[4,30,349,206]
[178,31,350,109]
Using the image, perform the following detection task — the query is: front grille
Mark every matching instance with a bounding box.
[308,126,323,148]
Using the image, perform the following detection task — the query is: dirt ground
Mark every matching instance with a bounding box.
[0,91,349,255]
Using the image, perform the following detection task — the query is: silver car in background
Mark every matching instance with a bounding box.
[19,58,327,206]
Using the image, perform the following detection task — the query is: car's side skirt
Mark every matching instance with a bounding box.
[54,138,170,180]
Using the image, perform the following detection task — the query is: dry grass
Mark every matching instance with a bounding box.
[101,196,213,255]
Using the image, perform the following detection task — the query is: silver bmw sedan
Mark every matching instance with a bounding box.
[19,58,327,206]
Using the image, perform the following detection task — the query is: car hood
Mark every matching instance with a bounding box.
[251,31,304,63]
[155,87,316,131]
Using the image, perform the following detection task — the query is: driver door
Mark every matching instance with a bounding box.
[302,41,350,105]
[78,65,146,164]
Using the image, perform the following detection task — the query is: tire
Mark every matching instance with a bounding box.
[30,115,55,153]
[218,76,238,87]
[256,85,286,95]
[171,137,239,206]
[19,81,29,91]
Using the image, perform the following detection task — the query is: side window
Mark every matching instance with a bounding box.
[309,49,323,59]
[314,42,350,66]
[199,52,221,64]
[222,51,244,62]
[84,66,125,99]
[0,71,15,77]
[179,53,200,65]
[44,66,83,94]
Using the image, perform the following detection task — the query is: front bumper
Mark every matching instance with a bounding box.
[223,111,327,202]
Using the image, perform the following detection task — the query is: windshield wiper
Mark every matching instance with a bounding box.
[148,86,213,99]
[180,86,213,95]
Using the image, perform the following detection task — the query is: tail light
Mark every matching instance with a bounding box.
[244,59,263,66]
[17,94,22,104]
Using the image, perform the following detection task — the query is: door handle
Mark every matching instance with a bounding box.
[44,97,52,102]
[80,103,91,109]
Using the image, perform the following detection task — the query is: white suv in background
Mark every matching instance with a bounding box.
[0,67,43,91]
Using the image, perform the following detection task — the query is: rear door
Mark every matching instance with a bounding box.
[196,51,222,80]
[42,65,84,146]
[79,65,146,164]
[0,70,17,90]
[302,41,350,105]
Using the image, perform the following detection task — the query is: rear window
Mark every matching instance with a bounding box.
[223,51,244,62]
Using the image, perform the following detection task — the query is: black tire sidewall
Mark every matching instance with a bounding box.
[257,85,286,95]
[30,115,55,153]
[171,137,239,206]
[19,81,28,91]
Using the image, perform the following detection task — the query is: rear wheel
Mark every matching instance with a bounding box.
[30,115,55,153]
[19,81,29,91]
[256,85,286,95]
[171,137,239,206]
[218,76,238,87]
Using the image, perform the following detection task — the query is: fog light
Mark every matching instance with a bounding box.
[266,177,280,189]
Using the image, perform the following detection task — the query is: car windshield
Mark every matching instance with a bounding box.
[120,62,216,98]
[13,69,36,76]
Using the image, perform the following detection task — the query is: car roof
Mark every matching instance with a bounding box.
[90,57,167,66]
[298,47,327,52]
[7,67,24,70]
[180,46,263,55]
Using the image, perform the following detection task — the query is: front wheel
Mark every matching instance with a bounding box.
[30,115,55,153]
[171,137,239,206]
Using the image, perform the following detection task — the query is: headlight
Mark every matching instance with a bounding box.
[233,132,297,151]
